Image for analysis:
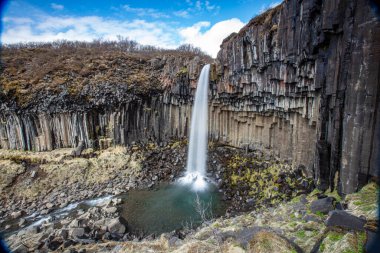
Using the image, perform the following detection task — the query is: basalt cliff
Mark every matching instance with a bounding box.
[1,0,379,195]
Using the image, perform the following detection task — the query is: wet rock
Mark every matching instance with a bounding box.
[325,210,366,231]
[310,197,335,214]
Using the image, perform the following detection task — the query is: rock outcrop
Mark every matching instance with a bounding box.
[1,0,379,194]
[211,0,380,194]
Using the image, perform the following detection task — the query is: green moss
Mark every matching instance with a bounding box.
[328,231,344,242]
[296,230,306,239]
[326,189,342,202]
[320,242,326,252]
[315,211,325,218]
[177,67,188,76]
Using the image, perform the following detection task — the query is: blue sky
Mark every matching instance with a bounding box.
[1,0,281,57]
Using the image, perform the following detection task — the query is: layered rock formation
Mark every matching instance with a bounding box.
[0,0,379,194]
[210,0,380,194]
[0,52,206,150]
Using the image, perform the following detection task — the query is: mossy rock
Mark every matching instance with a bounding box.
[319,231,366,253]
[345,182,378,220]
[248,231,296,253]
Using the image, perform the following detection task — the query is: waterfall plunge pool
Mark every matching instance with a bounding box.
[120,181,227,236]
[2,181,227,238]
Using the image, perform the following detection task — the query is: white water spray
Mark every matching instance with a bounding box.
[179,64,210,191]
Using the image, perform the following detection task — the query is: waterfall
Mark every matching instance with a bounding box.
[179,64,210,191]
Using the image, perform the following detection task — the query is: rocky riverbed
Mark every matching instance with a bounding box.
[1,140,318,252]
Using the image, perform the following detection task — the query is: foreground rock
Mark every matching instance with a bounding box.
[65,184,379,252]
[5,198,128,252]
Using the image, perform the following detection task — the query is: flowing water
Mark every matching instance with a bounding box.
[179,64,210,191]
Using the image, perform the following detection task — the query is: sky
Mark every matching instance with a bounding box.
[1,0,282,57]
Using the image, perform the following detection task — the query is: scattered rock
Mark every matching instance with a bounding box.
[13,244,28,253]
[70,227,85,238]
[11,211,24,219]
[18,218,26,227]
[310,197,335,214]
[105,206,118,214]
[107,217,127,234]
[46,203,54,209]
[325,210,366,231]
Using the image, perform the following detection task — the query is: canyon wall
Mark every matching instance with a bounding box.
[211,0,380,194]
[0,0,379,194]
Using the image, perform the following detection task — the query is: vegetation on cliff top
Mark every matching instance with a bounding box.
[0,39,211,108]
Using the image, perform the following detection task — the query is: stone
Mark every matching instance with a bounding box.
[71,141,85,157]
[11,211,24,219]
[105,207,118,214]
[18,218,26,227]
[107,217,126,234]
[60,229,69,239]
[46,203,54,209]
[310,197,335,214]
[70,227,85,238]
[13,244,28,253]
[63,240,74,248]
[47,239,63,251]
[325,210,366,231]
[31,170,37,178]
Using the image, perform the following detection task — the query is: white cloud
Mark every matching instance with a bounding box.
[2,17,33,24]
[51,3,64,10]
[179,18,245,57]
[174,10,190,18]
[205,1,216,11]
[122,5,169,19]
[1,15,179,48]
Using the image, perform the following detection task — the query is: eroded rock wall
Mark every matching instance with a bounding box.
[212,0,380,194]
[0,55,204,151]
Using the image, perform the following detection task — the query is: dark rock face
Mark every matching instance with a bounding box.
[0,0,379,195]
[212,0,380,194]
[325,210,366,231]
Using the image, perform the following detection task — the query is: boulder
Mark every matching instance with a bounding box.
[70,227,85,238]
[105,207,118,214]
[47,238,63,251]
[11,211,24,219]
[325,210,366,231]
[71,141,85,157]
[310,197,335,214]
[107,217,127,234]
[46,203,54,209]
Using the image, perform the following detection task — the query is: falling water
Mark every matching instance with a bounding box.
[179,64,210,191]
